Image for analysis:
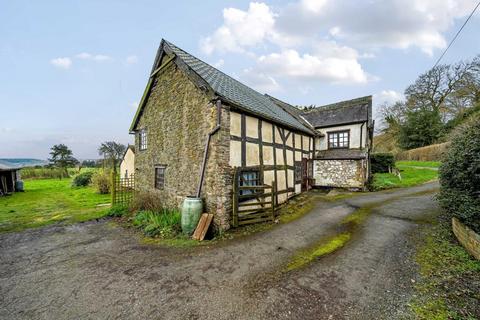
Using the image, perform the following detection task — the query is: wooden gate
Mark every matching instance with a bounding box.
[112,173,135,206]
[232,167,276,227]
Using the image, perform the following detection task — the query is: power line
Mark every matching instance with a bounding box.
[433,0,480,68]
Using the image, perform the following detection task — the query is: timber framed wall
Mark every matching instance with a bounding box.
[228,109,314,205]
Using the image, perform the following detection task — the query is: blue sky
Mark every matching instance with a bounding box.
[1,0,479,159]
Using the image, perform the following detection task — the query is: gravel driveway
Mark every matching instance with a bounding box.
[0,182,440,320]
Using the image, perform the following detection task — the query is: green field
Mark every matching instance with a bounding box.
[0,178,110,233]
[372,161,439,190]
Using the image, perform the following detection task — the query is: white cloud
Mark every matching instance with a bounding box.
[255,41,370,84]
[241,69,281,92]
[276,0,477,55]
[50,57,72,69]
[75,52,111,62]
[213,59,225,68]
[200,2,276,54]
[125,55,138,64]
[374,90,405,105]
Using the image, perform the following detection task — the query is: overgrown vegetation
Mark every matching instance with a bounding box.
[21,167,73,179]
[411,216,480,319]
[371,153,395,173]
[132,209,181,237]
[71,171,94,187]
[437,115,480,233]
[0,178,110,233]
[371,162,438,190]
[91,170,111,194]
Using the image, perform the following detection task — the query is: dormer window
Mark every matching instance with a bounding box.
[139,129,147,150]
[328,130,349,149]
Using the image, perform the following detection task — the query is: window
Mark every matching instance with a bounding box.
[155,166,165,189]
[239,170,260,197]
[294,161,302,183]
[328,130,350,149]
[139,129,147,150]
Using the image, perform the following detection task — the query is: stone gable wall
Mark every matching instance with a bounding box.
[134,62,232,230]
[313,159,366,189]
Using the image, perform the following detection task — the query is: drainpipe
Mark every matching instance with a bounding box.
[196,99,222,198]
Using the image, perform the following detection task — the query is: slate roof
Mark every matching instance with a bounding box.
[301,96,372,128]
[315,149,367,160]
[130,40,315,134]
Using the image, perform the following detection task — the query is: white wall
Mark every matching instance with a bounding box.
[315,123,367,150]
[229,111,314,202]
[120,148,135,179]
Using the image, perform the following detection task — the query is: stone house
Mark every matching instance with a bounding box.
[129,39,373,230]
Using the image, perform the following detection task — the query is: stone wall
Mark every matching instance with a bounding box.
[313,159,366,189]
[452,217,480,260]
[134,61,232,230]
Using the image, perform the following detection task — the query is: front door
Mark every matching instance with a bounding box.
[301,158,308,191]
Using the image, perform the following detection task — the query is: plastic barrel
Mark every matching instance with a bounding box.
[181,197,203,235]
[15,180,24,192]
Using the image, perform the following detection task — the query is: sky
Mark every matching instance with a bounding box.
[1,0,479,159]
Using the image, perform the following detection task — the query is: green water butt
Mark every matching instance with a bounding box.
[181,197,203,235]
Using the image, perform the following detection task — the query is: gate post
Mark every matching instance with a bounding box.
[111,170,116,206]
[232,167,239,227]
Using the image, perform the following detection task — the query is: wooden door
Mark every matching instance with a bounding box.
[301,158,308,191]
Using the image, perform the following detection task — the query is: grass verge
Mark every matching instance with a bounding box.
[411,216,480,319]
[0,178,110,233]
[396,161,441,168]
[372,165,438,191]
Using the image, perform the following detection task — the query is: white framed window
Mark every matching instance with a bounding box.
[328,130,350,149]
[155,165,166,189]
[139,129,147,150]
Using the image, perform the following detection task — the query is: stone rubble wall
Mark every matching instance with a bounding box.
[134,61,232,230]
[313,159,366,189]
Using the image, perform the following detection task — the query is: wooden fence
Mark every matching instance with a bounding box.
[232,167,276,227]
[111,173,135,206]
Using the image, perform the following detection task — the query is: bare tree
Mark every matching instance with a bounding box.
[98,141,126,171]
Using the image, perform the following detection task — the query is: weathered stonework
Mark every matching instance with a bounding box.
[134,61,232,230]
[452,217,480,260]
[313,159,366,189]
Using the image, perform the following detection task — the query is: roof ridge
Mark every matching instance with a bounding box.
[164,40,257,95]
[302,95,372,113]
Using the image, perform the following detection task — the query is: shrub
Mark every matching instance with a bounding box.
[107,204,129,217]
[133,209,181,237]
[71,171,94,187]
[92,170,111,194]
[437,115,480,233]
[371,153,395,173]
[129,191,163,212]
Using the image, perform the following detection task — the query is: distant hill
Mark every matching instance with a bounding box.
[0,158,48,168]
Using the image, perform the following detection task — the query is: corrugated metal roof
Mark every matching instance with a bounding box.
[163,40,314,134]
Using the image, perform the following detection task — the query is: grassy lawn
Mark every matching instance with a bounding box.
[396,160,441,168]
[372,161,439,190]
[0,178,111,233]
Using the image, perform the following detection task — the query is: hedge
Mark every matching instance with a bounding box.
[437,115,480,233]
[371,153,395,173]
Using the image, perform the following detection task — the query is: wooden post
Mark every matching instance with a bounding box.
[271,183,276,222]
[232,167,239,228]
[111,170,116,206]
